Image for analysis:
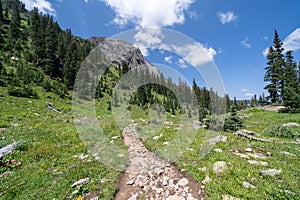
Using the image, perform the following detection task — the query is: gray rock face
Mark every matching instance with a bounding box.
[90,37,159,75]
[0,143,16,159]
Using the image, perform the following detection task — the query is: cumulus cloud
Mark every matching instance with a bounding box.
[164,56,173,64]
[102,0,194,28]
[283,28,300,52]
[21,0,56,16]
[241,37,251,48]
[241,88,249,92]
[172,43,216,66]
[217,11,237,25]
[263,28,300,56]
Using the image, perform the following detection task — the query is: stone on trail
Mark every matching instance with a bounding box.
[177,177,189,186]
[245,147,253,152]
[128,193,139,200]
[213,161,227,174]
[166,194,185,200]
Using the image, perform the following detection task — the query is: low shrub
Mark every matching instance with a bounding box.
[266,126,299,138]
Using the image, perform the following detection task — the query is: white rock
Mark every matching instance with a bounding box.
[260,169,282,177]
[282,122,299,127]
[214,148,223,153]
[71,178,90,187]
[153,136,160,140]
[128,193,139,200]
[247,153,267,159]
[166,194,185,200]
[177,178,189,186]
[247,160,268,166]
[280,151,297,157]
[163,141,169,145]
[213,161,227,174]
[222,194,241,200]
[126,178,135,185]
[243,181,255,189]
[208,135,227,145]
[245,148,253,152]
[202,175,212,185]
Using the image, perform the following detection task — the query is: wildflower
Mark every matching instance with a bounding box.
[55,133,59,137]
[79,142,83,146]
[77,195,82,200]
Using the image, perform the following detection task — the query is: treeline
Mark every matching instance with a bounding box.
[264,30,300,112]
[0,0,93,97]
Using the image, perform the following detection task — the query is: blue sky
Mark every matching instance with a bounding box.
[21,0,300,100]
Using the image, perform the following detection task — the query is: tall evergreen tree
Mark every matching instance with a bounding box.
[282,51,300,108]
[8,0,21,40]
[264,30,285,104]
[0,0,3,25]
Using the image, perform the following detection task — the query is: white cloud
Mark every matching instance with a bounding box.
[217,11,237,25]
[21,0,56,16]
[173,43,216,66]
[188,10,200,20]
[102,0,194,28]
[263,28,300,57]
[245,93,254,97]
[241,89,249,92]
[132,29,217,66]
[84,0,89,3]
[283,28,300,52]
[164,56,173,64]
[241,37,251,48]
[177,58,188,68]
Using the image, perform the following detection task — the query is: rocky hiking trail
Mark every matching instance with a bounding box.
[114,123,204,200]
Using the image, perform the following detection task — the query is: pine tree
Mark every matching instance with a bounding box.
[264,30,285,104]
[282,51,300,108]
[8,0,21,40]
[0,0,3,25]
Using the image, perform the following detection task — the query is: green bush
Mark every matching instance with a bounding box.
[8,85,38,98]
[223,105,244,132]
[279,107,300,114]
[266,126,299,138]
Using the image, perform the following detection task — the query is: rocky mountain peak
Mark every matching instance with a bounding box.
[89,37,159,75]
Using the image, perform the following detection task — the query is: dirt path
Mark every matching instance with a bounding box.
[114,123,204,200]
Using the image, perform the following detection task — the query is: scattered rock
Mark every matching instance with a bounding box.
[243,181,255,189]
[282,122,299,127]
[71,178,91,187]
[208,135,228,145]
[237,129,256,135]
[260,169,282,177]
[0,171,13,178]
[112,136,120,140]
[280,151,297,157]
[213,161,227,174]
[126,178,135,185]
[201,175,212,185]
[233,152,250,159]
[128,193,139,200]
[214,148,223,153]
[247,153,267,159]
[198,167,207,172]
[163,141,169,145]
[166,194,185,200]
[0,143,16,159]
[245,148,253,152]
[222,194,241,200]
[247,160,268,166]
[177,178,189,186]
[284,190,295,196]
[153,136,160,140]
[0,136,5,140]
[0,128,7,132]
